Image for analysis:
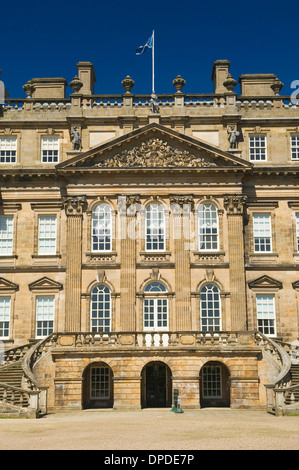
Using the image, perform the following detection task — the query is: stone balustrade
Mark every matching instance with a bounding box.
[2,93,299,116]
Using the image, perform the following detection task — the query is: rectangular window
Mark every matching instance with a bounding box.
[143,298,168,331]
[0,137,17,163]
[249,135,267,161]
[41,137,59,163]
[90,367,110,399]
[296,214,299,252]
[38,215,57,255]
[253,214,272,252]
[202,365,222,398]
[0,216,13,255]
[145,204,165,251]
[198,203,219,251]
[291,135,299,160]
[36,296,54,338]
[0,297,10,338]
[256,294,276,336]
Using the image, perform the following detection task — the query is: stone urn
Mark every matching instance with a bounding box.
[223,73,237,92]
[121,76,135,93]
[23,80,35,98]
[173,75,186,93]
[271,78,284,95]
[69,76,83,94]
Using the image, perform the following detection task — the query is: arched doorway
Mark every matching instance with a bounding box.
[82,362,114,409]
[141,361,172,408]
[199,361,230,408]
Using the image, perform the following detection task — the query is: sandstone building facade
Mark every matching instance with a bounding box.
[0,60,298,416]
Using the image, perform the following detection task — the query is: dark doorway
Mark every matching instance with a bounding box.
[200,361,230,408]
[141,361,172,408]
[82,362,114,409]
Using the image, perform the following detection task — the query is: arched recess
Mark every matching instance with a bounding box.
[199,361,230,408]
[82,361,114,409]
[140,360,172,408]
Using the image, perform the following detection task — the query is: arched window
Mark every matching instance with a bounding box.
[198,202,219,251]
[143,281,168,331]
[90,284,111,332]
[91,203,112,252]
[145,203,165,251]
[200,283,221,331]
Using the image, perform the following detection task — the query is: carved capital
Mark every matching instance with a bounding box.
[170,194,194,206]
[63,195,86,216]
[224,195,247,216]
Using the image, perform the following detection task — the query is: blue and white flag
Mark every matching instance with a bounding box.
[136,34,153,55]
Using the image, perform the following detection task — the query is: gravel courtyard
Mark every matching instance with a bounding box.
[0,409,298,451]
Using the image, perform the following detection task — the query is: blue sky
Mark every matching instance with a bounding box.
[1,0,299,98]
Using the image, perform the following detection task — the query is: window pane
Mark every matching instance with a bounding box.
[200,284,221,331]
[92,204,112,252]
[198,203,219,251]
[256,294,276,336]
[202,365,222,398]
[36,296,54,338]
[145,203,165,251]
[249,135,267,161]
[90,367,110,399]
[41,137,59,163]
[90,285,111,332]
[0,137,17,163]
[0,297,10,338]
[0,216,13,255]
[291,135,299,160]
[38,215,57,254]
[253,214,271,252]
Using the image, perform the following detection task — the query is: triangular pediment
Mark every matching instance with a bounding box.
[0,277,19,292]
[28,276,63,291]
[57,123,251,171]
[248,275,282,290]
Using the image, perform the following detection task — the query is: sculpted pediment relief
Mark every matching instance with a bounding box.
[95,137,217,168]
[57,123,251,171]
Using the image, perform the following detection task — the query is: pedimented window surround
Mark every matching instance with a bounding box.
[248,275,282,335]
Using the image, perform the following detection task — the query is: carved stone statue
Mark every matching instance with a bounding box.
[150,93,159,114]
[71,126,81,151]
[227,126,240,149]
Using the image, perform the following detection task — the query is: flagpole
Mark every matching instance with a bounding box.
[152,30,155,94]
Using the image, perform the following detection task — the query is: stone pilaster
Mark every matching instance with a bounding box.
[63,195,86,332]
[224,194,247,331]
[171,195,193,331]
[119,195,140,331]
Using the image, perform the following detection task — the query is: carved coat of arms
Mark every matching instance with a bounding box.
[95,138,217,168]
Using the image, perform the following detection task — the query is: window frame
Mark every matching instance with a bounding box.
[143,281,169,332]
[0,216,14,256]
[90,284,111,333]
[35,295,55,339]
[0,136,17,164]
[200,283,222,332]
[256,293,276,337]
[0,296,11,339]
[41,136,60,163]
[290,134,299,161]
[90,366,111,400]
[253,213,272,253]
[249,134,267,162]
[37,214,57,255]
[145,202,166,252]
[198,202,219,252]
[91,203,113,253]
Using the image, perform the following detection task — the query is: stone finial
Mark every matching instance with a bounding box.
[223,73,237,92]
[69,76,83,94]
[271,78,284,95]
[121,76,135,93]
[23,80,35,98]
[173,75,186,93]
